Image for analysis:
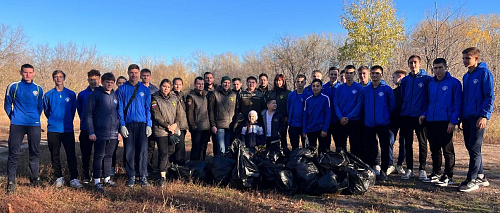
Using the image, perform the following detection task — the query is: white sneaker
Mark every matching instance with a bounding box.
[396,165,405,174]
[476,177,490,187]
[418,170,427,180]
[55,177,65,188]
[70,179,83,189]
[401,169,414,180]
[386,165,396,175]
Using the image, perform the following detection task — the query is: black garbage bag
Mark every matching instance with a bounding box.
[228,138,245,159]
[314,171,339,194]
[254,155,286,188]
[206,155,236,185]
[317,150,348,173]
[186,160,207,182]
[167,163,192,181]
[231,147,260,189]
[341,152,376,195]
[259,142,284,163]
[275,168,297,195]
[286,148,316,169]
[294,160,319,193]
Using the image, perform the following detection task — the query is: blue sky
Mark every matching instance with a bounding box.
[1,0,498,62]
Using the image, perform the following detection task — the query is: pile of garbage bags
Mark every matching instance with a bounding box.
[168,139,376,195]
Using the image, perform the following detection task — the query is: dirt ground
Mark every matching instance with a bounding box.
[0,129,499,212]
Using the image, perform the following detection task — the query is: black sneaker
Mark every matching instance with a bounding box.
[139,176,150,187]
[95,183,104,194]
[159,177,166,187]
[31,177,43,187]
[126,176,135,187]
[376,171,388,181]
[459,179,479,192]
[83,173,91,184]
[435,175,453,187]
[423,173,441,183]
[6,181,16,195]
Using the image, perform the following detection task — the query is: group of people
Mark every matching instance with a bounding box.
[4,47,494,194]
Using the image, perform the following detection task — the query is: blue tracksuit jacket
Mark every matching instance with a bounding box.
[462,62,495,120]
[400,69,432,117]
[77,86,94,131]
[334,82,363,121]
[86,86,120,140]
[117,81,152,127]
[423,72,462,125]
[287,90,311,127]
[43,87,77,132]
[322,81,341,123]
[362,82,395,127]
[303,93,331,133]
[4,80,43,126]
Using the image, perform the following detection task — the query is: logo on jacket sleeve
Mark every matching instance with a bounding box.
[151,100,158,108]
[378,92,384,97]
[418,83,424,88]
[473,79,479,84]
[442,86,448,91]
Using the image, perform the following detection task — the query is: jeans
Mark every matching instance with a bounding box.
[401,116,428,171]
[216,128,231,154]
[389,117,405,166]
[462,117,485,180]
[93,139,118,179]
[123,122,148,177]
[47,132,79,180]
[7,125,41,182]
[427,121,455,178]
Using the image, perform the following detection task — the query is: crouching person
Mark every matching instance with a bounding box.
[85,72,120,193]
[151,79,182,186]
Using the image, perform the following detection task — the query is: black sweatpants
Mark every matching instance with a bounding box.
[157,136,176,172]
[190,129,210,161]
[427,121,455,178]
[364,125,391,171]
[47,132,79,180]
[401,116,428,171]
[335,120,362,157]
[79,130,93,178]
[169,130,186,166]
[289,126,306,150]
[306,130,330,154]
[93,139,118,179]
[7,125,41,182]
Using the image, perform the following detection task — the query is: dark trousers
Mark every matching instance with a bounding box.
[147,135,157,169]
[389,117,405,166]
[289,126,306,150]
[190,129,210,161]
[364,125,391,171]
[169,130,186,166]
[93,139,118,179]
[427,121,455,178]
[79,130,93,177]
[463,117,485,180]
[335,120,362,157]
[401,116,428,171]
[123,122,148,177]
[157,136,175,172]
[7,125,41,182]
[328,121,340,151]
[306,130,330,154]
[111,139,119,168]
[47,132,79,180]
[211,132,219,155]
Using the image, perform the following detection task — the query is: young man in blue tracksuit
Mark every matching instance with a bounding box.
[4,64,44,194]
[459,47,495,192]
[77,69,101,183]
[303,79,331,154]
[419,58,462,186]
[400,55,433,180]
[322,67,341,151]
[287,74,311,150]
[117,64,153,187]
[43,70,82,189]
[86,72,120,193]
[362,65,395,181]
[334,65,363,156]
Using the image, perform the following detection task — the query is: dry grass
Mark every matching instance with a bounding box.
[0,112,499,212]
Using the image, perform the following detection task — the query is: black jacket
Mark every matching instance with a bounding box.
[260,109,285,141]
[267,87,291,118]
[85,86,119,140]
